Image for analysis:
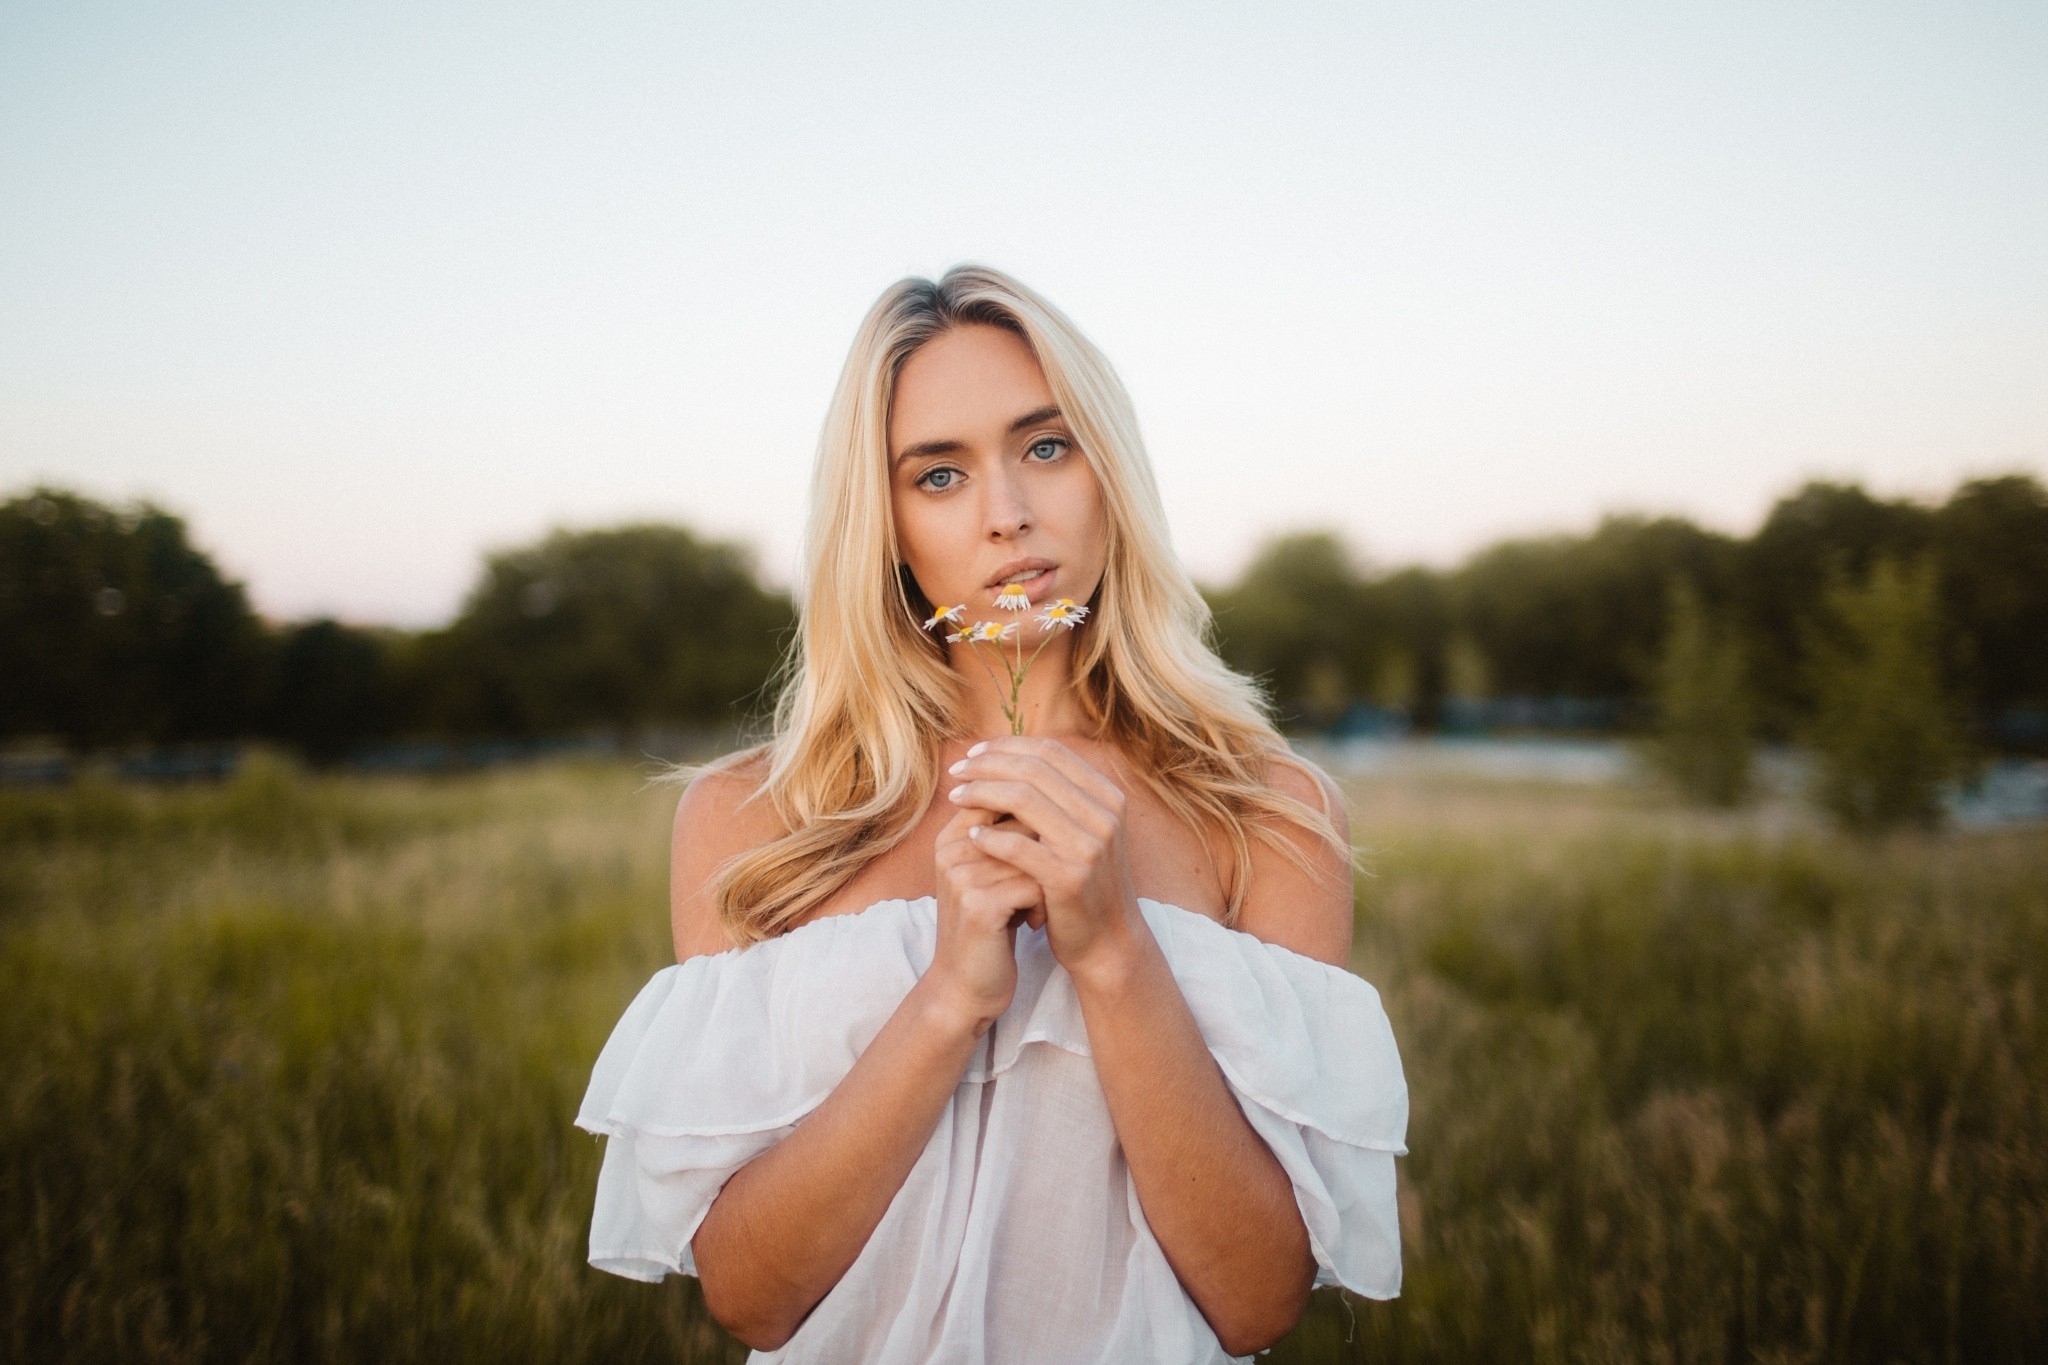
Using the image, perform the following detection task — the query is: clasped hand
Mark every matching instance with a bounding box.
[925,737,1141,1031]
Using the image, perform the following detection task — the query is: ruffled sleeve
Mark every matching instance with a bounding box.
[574,894,1409,1301]
[1140,900,1409,1298]
[574,901,932,1281]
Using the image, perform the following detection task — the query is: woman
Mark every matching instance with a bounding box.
[578,266,1407,1363]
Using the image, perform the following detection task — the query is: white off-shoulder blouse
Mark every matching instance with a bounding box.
[577,897,1408,1364]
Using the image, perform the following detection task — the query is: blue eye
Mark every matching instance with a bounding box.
[1026,438,1068,463]
[917,466,960,491]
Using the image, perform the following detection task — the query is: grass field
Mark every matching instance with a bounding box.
[2,757,2044,1363]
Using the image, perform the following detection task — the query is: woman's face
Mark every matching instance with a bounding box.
[888,324,1109,619]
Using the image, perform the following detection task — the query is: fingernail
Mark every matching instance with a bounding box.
[948,760,966,775]
[967,741,988,757]
[968,825,982,839]
[948,785,964,801]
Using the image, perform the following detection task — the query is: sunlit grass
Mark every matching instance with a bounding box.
[1280,776,2048,1364]
[3,761,2044,1362]
[1,758,737,1364]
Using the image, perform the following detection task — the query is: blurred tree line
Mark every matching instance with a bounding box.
[1204,475,2048,751]
[4,475,2045,799]
[0,489,792,764]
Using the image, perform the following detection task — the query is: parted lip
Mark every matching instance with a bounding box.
[984,557,1056,590]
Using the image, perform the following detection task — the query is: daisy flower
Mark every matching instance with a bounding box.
[1036,598,1089,630]
[931,579,1090,736]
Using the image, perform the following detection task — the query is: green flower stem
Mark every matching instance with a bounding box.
[955,615,1066,737]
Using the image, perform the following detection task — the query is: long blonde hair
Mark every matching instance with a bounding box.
[710,265,1341,944]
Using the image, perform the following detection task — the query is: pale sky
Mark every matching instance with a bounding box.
[3,1,2043,625]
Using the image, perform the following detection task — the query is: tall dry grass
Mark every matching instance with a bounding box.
[1,757,737,1364]
[2,759,2044,1362]
[1279,777,2048,1364]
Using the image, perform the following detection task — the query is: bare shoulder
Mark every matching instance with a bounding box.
[669,748,786,962]
[1265,750,1349,833]
[1232,750,1355,968]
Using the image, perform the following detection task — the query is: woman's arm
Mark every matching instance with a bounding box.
[950,740,1353,1356]
[690,965,986,1349]
[669,770,1037,1349]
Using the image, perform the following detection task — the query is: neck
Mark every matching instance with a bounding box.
[947,628,1091,740]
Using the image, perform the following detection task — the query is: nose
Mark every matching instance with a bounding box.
[983,464,1032,540]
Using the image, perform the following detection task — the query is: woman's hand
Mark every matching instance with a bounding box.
[944,737,1141,985]
[947,737,1319,1350]
[691,782,1050,1346]
[922,804,1043,1034]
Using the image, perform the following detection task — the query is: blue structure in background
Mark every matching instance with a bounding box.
[1991,710,2048,751]
[1437,696,1625,735]
[4,707,2044,826]
[1329,703,1411,739]
[0,733,691,787]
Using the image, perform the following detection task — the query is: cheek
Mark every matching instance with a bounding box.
[1056,467,1110,565]
[891,490,933,566]
[892,489,969,587]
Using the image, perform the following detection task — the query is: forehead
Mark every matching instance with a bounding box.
[889,325,1055,448]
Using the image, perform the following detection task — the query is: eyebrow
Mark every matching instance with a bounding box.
[1007,405,1063,435]
[892,406,1065,467]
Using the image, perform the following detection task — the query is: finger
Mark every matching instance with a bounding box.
[965,823,1068,886]
[947,855,1039,897]
[950,750,1119,841]
[965,736,1125,812]
[943,860,1041,918]
[935,806,1003,865]
[960,875,1043,915]
[943,851,1046,924]
[935,826,986,872]
[941,829,1043,892]
[942,808,1037,872]
[939,803,1002,841]
[948,750,1085,796]
[948,778,1094,850]
[957,878,1044,930]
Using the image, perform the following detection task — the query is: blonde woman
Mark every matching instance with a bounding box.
[578,267,1407,1362]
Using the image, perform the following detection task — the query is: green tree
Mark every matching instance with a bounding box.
[1739,481,1936,733]
[1932,474,2048,728]
[260,619,400,765]
[1360,567,1452,729]
[1804,557,1965,831]
[412,523,794,737]
[1454,514,1739,706]
[1644,580,1753,806]
[1204,532,1377,728]
[0,487,264,749]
